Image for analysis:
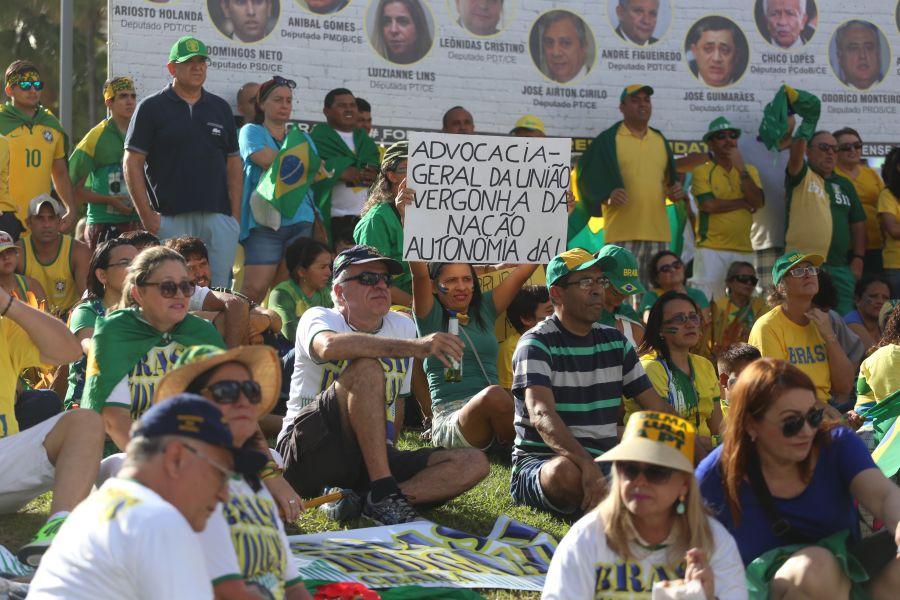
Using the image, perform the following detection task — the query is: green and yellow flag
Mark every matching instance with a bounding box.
[866,389,900,478]
[255,124,329,219]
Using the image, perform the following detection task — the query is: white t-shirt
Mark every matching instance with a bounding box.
[105,340,188,420]
[190,285,212,311]
[739,136,790,252]
[282,306,415,442]
[200,475,301,598]
[28,478,213,600]
[329,130,368,217]
[542,511,747,600]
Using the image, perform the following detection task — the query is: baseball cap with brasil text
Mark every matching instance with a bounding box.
[596,244,645,296]
[546,248,616,287]
[597,411,697,472]
[169,36,209,64]
[0,231,15,253]
[772,250,824,286]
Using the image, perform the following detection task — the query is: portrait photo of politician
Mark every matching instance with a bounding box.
[829,20,889,90]
[608,0,670,47]
[368,0,434,64]
[529,10,595,84]
[452,0,506,37]
[297,0,349,15]
[754,0,817,49]
[208,0,279,43]
[685,16,749,88]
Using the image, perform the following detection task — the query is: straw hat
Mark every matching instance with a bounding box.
[597,411,696,472]
[154,345,280,418]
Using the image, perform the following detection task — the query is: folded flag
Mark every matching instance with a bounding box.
[255,124,330,219]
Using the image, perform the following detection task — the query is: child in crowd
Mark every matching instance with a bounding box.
[497,285,552,391]
[715,342,761,419]
[266,237,333,343]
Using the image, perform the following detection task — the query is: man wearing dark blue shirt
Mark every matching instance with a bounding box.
[123,36,242,288]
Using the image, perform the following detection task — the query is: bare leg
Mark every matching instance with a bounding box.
[42,409,105,514]
[241,264,278,305]
[770,546,851,600]
[333,358,391,481]
[456,385,515,447]
[411,358,432,421]
[399,448,488,505]
[538,455,584,510]
[867,555,900,600]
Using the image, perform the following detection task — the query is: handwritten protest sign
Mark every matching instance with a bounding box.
[403,133,570,264]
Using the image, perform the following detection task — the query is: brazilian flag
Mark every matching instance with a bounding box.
[255,124,329,218]
[866,389,900,478]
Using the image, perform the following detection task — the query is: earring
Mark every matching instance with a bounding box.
[676,495,686,515]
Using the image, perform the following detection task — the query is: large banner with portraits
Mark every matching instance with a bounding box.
[109,0,900,154]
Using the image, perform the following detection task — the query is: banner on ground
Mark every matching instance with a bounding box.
[108,0,900,154]
[288,515,556,591]
[402,132,569,264]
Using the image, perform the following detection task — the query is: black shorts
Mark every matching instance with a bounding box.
[277,382,439,498]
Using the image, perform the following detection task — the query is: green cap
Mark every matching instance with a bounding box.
[772,250,824,285]
[703,116,741,143]
[546,248,616,287]
[620,84,654,103]
[168,36,209,64]
[597,244,645,296]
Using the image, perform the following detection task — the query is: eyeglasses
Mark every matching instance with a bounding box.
[788,266,821,278]
[562,275,610,290]
[766,406,825,438]
[731,274,759,286]
[656,260,684,274]
[106,259,132,269]
[342,271,392,287]
[814,143,839,154]
[838,142,863,152]
[140,279,196,298]
[17,81,43,91]
[180,442,235,486]
[616,461,675,485]
[712,131,740,141]
[663,312,701,326]
[202,380,263,405]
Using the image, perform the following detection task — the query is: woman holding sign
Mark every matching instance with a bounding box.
[543,412,747,599]
[239,76,322,304]
[410,252,537,450]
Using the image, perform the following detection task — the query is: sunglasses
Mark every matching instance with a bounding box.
[769,407,825,438]
[140,279,196,298]
[814,143,839,154]
[202,380,263,405]
[838,142,863,152]
[106,259,132,269]
[271,75,297,89]
[712,131,740,141]
[731,274,759,285]
[616,461,675,485]
[657,260,684,274]
[563,275,610,290]
[16,80,43,91]
[343,271,392,287]
[788,266,821,278]
[663,312,701,326]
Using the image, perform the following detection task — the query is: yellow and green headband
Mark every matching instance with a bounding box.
[103,77,135,101]
[6,69,40,89]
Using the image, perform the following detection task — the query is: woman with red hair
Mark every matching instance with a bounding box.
[697,358,900,599]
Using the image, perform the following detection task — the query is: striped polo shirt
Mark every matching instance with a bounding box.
[511,315,652,460]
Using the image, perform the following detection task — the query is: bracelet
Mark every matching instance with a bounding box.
[259,458,283,480]
[0,295,13,317]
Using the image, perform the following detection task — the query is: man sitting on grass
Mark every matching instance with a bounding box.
[510,248,672,516]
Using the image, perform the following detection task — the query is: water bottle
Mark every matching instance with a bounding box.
[444,316,463,383]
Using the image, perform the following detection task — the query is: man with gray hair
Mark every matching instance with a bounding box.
[28,395,266,599]
[278,244,488,525]
[538,10,589,83]
[762,0,813,49]
[614,0,660,46]
[835,20,883,90]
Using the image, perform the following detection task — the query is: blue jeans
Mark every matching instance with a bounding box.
[242,221,314,266]
[158,212,240,288]
[510,454,576,516]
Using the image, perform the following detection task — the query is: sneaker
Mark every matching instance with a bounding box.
[362,491,421,525]
[319,487,362,522]
[17,515,66,567]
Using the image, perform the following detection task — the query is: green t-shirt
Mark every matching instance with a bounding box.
[266,278,333,342]
[598,303,642,327]
[415,290,499,410]
[353,202,412,294]
[785,163,866,267]
[639,286,710,314]
[69,118,139,225]
[65,299,106,409]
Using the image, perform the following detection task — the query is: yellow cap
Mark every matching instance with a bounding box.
[512,114,545,134]
[597,411,696,472]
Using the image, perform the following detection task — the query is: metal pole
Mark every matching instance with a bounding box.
[59,0,74,133]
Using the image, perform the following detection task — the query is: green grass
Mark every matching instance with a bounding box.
[0,432,570,599]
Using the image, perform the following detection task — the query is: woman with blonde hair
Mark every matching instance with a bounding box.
[543,411,747,599]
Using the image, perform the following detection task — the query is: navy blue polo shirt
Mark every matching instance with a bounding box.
[125,84,238,216]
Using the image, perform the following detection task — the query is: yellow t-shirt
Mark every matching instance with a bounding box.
[878,188,900,269]
[784,167,833,260]
[836,165,883,249]
[603,127,669,243]
[0,317,42,438]
[855,344,900,409]
[21,233,78,317]
[0,135,13,213]
[625,354,720,437]
[748,306,831,401]
[497,331,519,389]
[5,121,66,221]
[692,162,762,252]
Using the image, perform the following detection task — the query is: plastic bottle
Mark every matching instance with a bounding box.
[444,316,463,383]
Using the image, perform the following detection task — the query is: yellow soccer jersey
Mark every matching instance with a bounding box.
[6,122,65,221]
